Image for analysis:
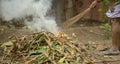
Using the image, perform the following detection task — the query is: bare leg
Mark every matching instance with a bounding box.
[104,18,120,55]
[111,18,120,51]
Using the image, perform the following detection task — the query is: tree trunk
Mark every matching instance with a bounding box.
[56,0,66,26]
[64,0,74,20]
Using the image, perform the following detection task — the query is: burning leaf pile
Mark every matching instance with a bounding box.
[0,32,95,64]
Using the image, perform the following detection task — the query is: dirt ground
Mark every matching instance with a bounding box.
[0,21,120,64]
[63,21,120,64]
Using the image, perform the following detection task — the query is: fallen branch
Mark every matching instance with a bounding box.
[62,0,98,29]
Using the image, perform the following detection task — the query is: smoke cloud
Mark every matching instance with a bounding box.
[0,0,59,34]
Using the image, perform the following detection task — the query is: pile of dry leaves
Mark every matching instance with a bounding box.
[0,31,95,64]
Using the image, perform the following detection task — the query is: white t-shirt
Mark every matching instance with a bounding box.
[106,4,120,18]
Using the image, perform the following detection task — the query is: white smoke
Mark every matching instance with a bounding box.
[0,0,59,34]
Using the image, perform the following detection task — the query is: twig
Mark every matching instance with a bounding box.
[43,53,57,64]
[25,55,40,64]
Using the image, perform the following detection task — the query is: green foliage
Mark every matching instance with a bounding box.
[102,0,120,5]
[102,0,110,5]
[114,0,120,5]
[101,23,111,39]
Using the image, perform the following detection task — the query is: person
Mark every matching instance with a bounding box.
[105,3,120,55]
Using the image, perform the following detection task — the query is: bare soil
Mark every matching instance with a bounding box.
[63,21,120,64]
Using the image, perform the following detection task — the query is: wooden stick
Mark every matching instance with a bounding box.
[62,0,98,29]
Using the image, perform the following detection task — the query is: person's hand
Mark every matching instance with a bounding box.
[109,6,115,12]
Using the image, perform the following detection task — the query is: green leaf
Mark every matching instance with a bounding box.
[29,50,45,55]
[82,62,86,64]
[103,0,110,5]
[1,40,15,47]
[58,56,66,63]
